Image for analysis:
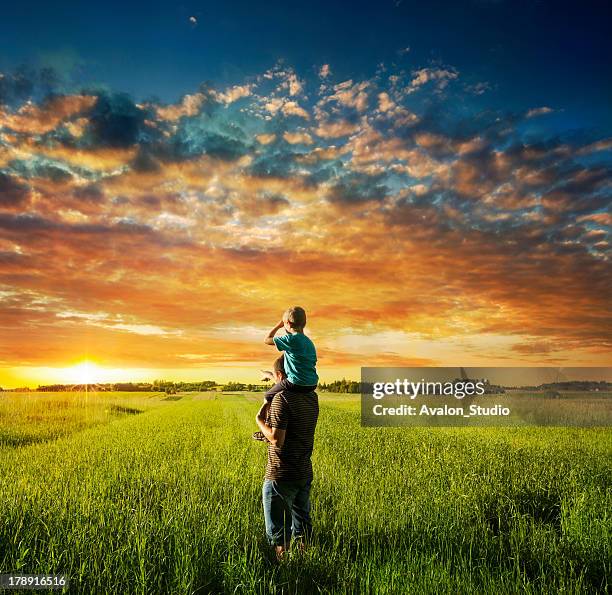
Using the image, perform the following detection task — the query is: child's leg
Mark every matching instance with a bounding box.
[264,378,293,402]
[282,380,318,393]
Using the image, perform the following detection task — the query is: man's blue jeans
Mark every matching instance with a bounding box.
[262,478,313,546]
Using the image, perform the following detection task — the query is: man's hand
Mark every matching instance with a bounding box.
[255,404,285,448]
[260,369,274,381]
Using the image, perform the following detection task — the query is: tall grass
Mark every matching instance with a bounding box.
[0,391,162,448]
[0,392,610,593]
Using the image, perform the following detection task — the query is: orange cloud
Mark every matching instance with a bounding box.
[0,94,97,134]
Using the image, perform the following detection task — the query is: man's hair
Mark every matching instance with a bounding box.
[284,306,307,330]
[273,355,286,376]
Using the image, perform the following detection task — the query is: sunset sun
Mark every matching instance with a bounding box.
[64,361,113,385]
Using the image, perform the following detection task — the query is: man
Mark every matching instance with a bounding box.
[255,355,319,561]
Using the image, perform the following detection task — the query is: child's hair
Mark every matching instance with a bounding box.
[284,306,307,330]
[273,355,286,376]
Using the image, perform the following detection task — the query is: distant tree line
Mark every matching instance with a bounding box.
[5,379,363,393]
[16,380,271,394]
[30,380,220,393]
[9,379,607,394]
[517,381,612,392]
[152,380,219,394]
[220,381,268,392]
[317,379,361,393]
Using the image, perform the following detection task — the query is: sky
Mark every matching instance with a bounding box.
[0,0,611,388]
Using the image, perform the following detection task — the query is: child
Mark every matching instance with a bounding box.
[252,307,318,441]
[264,306,318,398]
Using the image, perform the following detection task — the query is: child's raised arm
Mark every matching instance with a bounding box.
[264,320,285,345]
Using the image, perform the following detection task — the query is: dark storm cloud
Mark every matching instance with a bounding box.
[129,149,162,173]
[248,148,300,178]
[86,92,155,148]
[326,172,389,204]
[0,173,31,206]
[174,130,249,161]
[0,212,154,238]
[9,159,73,182]
[0,65,61,106]
[0,213,58,231]
[267,193,290,207]
[167,101,254,161]
[73,184,105,202]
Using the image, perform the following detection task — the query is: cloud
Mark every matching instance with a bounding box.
[213,84,254,104]
[377,92,395,113]
[510,341,557,355]
[0,94,96,134]
[283,130,313,145]
[282,101,310,119]
[464,81,491,95]
[0,173,31,207]
[406,67,459,94]
[1,60,611,380]
[323,80,370,112]
[0,65,64,106]
[87,92,152,148]
[326,172,388,204]
[155,92,206,121]
[262,95,310,119]
[256,133,276,145]
[577,138,612,155]
[526,106,554,118]
[287,74,303,96]
[314,119,361,138]
[577,212,611,225]
[171,109,253,161]
[263,97,284,115]
[235,192,290,217]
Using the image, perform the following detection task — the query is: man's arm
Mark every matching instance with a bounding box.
[255,402,286,448]
[264,320,285,345]
[260,369,274,381]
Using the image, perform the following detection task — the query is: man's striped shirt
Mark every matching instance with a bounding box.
[265,389,319,481]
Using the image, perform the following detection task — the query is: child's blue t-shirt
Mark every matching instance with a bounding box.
[273,333,319,386]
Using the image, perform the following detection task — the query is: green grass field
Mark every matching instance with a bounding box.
[1,391,610,594]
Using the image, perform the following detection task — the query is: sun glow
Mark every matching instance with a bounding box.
[64,361,111,385]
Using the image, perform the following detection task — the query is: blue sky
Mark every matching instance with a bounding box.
[1,0,611,130]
